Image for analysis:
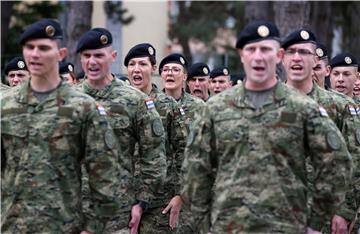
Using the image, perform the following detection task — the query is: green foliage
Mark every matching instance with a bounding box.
[169,1,245,73]
[2,1,63,63]
[104,1,134,25]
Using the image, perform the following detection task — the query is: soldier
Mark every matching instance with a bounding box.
[330,53,358,100]
[76,28,167,234]
[312,43,331,90]
[159,53,206,132]
[186,62,210,101]
[124,43,187,233]
[282,28,360,233]
[208,66,232,96]
[181,20,352,234]
[4,56,30,87]
[59,61,77,85]
[159,53,206,233]
[1,18,125,233]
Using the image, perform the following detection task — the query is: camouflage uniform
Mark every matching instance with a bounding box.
[181,81,352,233]
[1,83,10,92]
[139,84,187,234]
[175,91,206,234]
[1,80,125,233]
[306,83,360,232]
[76,77,167,232]
[177,90,206,134]
[354,95,360,105]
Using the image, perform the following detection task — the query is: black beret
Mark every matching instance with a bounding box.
[124,43,156,66]
[187,63,210,80]
[281,29,317,50]
[4,57,28,75]
[315,43,328,59]
[20,19,63,45]
[159,53,188,74]
[209,66,230,79]
[236,20,280,49]
[330,52,358,68]
[59,61,74,74]
[76,28,112,53]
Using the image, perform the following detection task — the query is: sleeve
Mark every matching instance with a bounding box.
[180,106,215,233]
[336,104,360,221]
[83,103,124,233]
[135,100,167,204]
[306,103,353,230]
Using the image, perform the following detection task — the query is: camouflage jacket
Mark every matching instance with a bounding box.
[1,80,125,234]
[148,84,187,206]
[326,89,360,220]
[354,95,360,104]
[177,90,207,134]
[77,78,167,205]
[181,81,352,233]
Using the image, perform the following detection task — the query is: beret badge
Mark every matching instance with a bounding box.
[345,56,352,64]
[17,61,25,69]
[203,67,209,75]
[300,30,310,40]
[223,68,229,75]
[148,46,154,55]
[257,25,270,38]
[180,57,185,65]
[45,25,55,37]
[315,48,324,57]
[100,35,108,45]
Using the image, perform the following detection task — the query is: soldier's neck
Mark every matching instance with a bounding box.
[87,74,113,90]
[30,73,62,92]
[165,88,182,100]
[286,77,313,95]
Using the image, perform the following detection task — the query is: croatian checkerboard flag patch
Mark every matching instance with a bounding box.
[349,105,357,116]
[145,98,155,109]
[96,103,107,115]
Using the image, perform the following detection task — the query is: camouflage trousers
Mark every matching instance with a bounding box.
[138,206,198,234]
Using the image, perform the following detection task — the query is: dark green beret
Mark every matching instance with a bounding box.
[330,52,358,68]
[188,63,210,80]
[59,61,74,74]
[76,28,112,53]
[19,19,63,45]
[209,66,230,79]
[281,29,317,50]
[4,57,28,75]
[124,43,156,66]
[159,53,188,74]
[236,20,280,49]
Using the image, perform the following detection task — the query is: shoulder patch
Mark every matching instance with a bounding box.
[355,129,360,145]
[144,98,155,109]
[326,131,341,150]
[319,106,328,117]
[96,103,107,115]
[152,118,164,137]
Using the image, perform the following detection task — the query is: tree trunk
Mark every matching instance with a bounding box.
[244,1,271,23]
[64,1,93,75]
[1,1,15,55]
[273,1,311,38]
[309,1,333,56]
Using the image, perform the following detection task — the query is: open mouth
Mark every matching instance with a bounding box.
[335,85,346,92]
[291,64,303,71]
[165,78,175,83]
[132,75,143,85]
[253,66,265,72]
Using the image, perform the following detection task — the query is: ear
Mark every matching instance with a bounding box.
[151,64,157,75]
[238,49,244,64]
[325,65,331,76]
[277,48,285,64]
[59,48,68,61]
[112,50,118,61]
[182,73,187,82]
